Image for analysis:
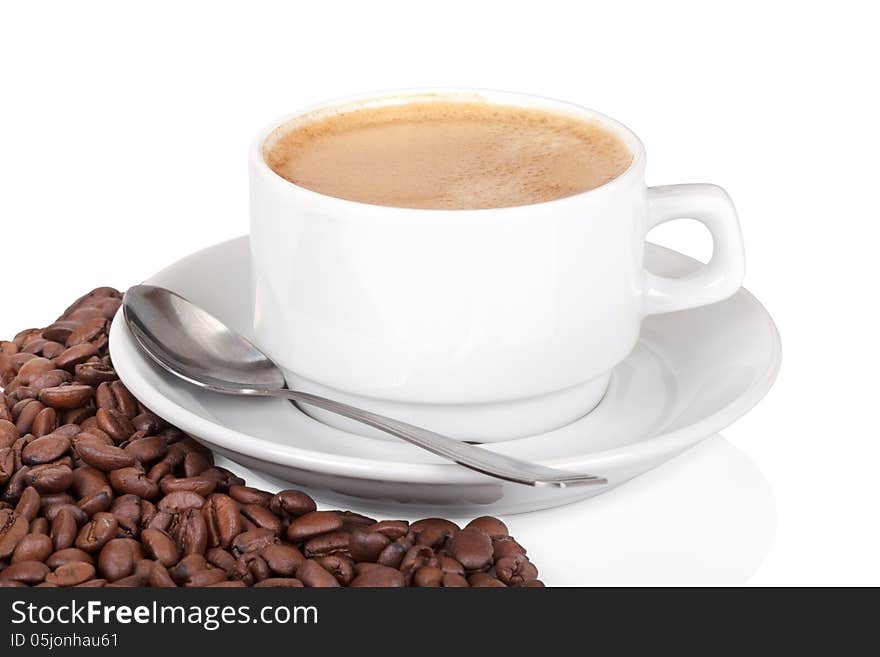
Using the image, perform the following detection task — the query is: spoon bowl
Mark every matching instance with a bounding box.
[124,285,285,393]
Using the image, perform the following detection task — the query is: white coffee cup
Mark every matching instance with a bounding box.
[248,89,745,442]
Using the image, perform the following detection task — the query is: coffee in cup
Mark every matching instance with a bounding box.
[263,101,633,210]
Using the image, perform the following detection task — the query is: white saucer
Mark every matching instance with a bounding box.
[110,237,781,514]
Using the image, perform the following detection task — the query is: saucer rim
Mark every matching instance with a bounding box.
[109,237,781,484]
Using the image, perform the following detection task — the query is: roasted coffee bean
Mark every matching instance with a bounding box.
[7,386,38,403]
[44,502,87,525]
[75,512,118,553]
[492,536,527,561]
[157,491,205,513]
[2,467,31,502]
[495,554,539,586]
[14,486,42,522]
[349,528,391,563]
[0,510,29,559]
[30,517,50,535]
[296,559,341,587]
[98,538,142,581]
[202,494,242,548]
[238,552,271,583]
[0,420,18,449]
[231,528,278,556]
[241,503,282,535]
[65,317,107,348]
[55,343,99,371]
[95,382,114,410]
[376,538,410,569]
[259,543,304,576]
[42,321,80,344]
[22,338,50,355]
[46,561,96,586]
[52,423,81,438]
[27,463,74,494]
[413,566,444,587]
[349,564,405,587]
[78,491,111,516]
[71,430,113,452]
[400,545,438,582]
[124,436,167,464]
[147,459,174,483]
[182,451,212,478]
[16,358,55,386]
[109,494,141,525]
[11,533,53,563]
[144,511,172,532]
[228,484,272,507]
[74,578,107,587]
[131,412,161,435]
[31,407,58,437]
[132,558,155,583]
[31,371,72,393]
[62,406,94,425]
[41,492,76,510]
[315,554,354,585]
[0,448,15,485]
[204,466,244,491]
[468,572,507,587]
[170,554,209,585]
[269,489,316,519]
[109,467,158,498]
[366,520,410,540]
[442,573,470,587]
[109,382,139,419]
[45,548,94,570]
[74,362,118,386]
[40,321,79,344]
[39,384,94,410]
[338,511,376,532]
[148,561,177,587]
[438,555,466,576]
[286,511,343,543]
[206,547,237,574]
[50,511,78,551]
[304,531,351,558]
[173,508,207,556]
[72,467,112,499]
[21,433,70,465]
[159,476,215,497]
[15,400,44,435]
[96,408,135,443]
[8,353,36,372]
[409,517,459,548]
[141,529,180,567]
[449,527,494,572]
[0,560,50,585]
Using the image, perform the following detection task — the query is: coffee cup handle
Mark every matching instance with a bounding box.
[643,184,745,315]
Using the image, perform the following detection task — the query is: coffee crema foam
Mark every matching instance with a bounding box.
[263,101,633,210]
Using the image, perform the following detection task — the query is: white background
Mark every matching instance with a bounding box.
[1,1,877,585]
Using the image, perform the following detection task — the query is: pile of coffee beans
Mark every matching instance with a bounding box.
[0,288,542,587]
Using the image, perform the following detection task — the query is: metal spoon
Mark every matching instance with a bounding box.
[121,285,606,488]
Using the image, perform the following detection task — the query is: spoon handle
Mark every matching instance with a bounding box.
[274,389,606,488]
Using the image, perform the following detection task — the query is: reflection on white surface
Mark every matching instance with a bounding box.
[503,435,775,586]
[219,434,774,586]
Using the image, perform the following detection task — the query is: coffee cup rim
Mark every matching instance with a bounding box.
[249,88,647,215]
